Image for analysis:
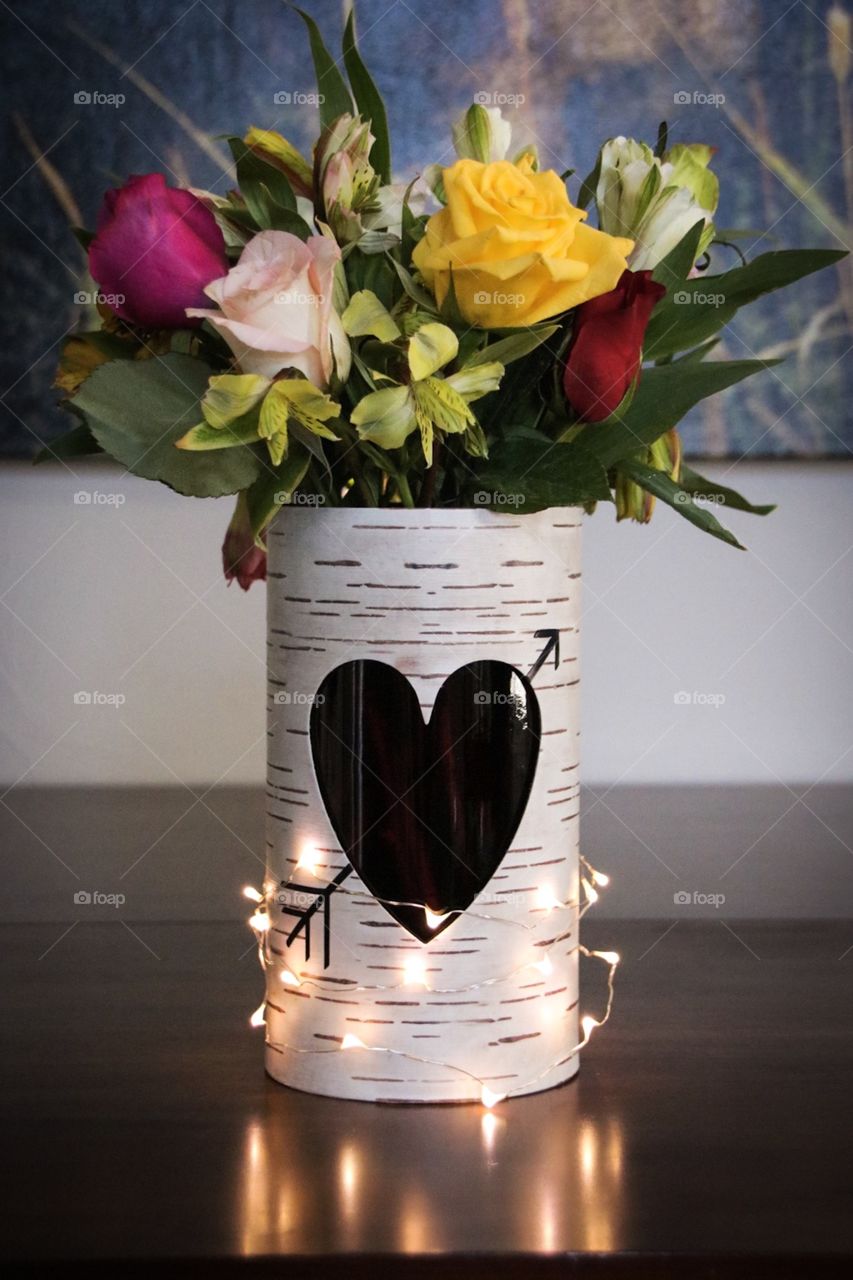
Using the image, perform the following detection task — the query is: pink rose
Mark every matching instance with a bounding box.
[88,174,228,329]
[187,230,351,387]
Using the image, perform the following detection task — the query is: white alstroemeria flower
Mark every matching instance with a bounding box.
[596,136,719,271]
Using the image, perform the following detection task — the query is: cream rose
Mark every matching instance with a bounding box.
[187,230,350,386]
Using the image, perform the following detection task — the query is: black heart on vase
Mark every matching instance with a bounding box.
[309,660,541,941]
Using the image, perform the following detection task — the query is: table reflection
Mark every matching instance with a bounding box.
[235,1081,625,1254]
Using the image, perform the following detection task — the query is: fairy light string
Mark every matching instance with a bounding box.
[244,854,619,1110]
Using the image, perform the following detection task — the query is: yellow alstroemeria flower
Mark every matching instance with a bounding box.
[176,372,340,467]
[350,322,503,465]
[412,157,634,328]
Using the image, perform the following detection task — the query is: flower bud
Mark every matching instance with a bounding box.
[315,115,380,244]
[615,429,681,524]
[451,104,512,164]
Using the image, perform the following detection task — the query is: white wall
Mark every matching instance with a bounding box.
[1,459,851,789]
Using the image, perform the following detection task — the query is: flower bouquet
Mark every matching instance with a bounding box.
[45,10,844,1104]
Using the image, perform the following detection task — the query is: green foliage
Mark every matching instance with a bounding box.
[73,355,262,497]
[295,7,354,127]
[342,10,391,182]
[645,249,847,360]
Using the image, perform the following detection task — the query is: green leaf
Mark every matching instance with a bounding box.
[295,7,354,129]
[576,153,601,211]
[679,463,776,515]
[342,10,390,183]
[34,421,102,464]
[73,354,261,497]
[245,442,311,541]
[227,138,311,236]
[652,219,706,288]
[645,249,847,360]
[584,359,781,469]
[390,258,437,311]
[619,460,744,549]
[467,325,558,368]
[476,438,611,512]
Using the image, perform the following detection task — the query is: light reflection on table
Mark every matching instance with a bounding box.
[235,1080,626,1255]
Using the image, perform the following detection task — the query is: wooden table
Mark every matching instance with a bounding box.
[1,914,851,1277]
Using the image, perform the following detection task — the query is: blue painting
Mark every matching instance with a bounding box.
[1,0,850,457]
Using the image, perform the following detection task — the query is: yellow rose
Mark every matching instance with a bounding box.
[412,157,634,327]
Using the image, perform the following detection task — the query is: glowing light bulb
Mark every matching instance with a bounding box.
[424,906,447,931]
[481,1086,507,1109]
[591,869,610,887]
[535,885,562,913]
[297,845,320,875]
[596,951,621,967]
[341,1033,367,1051]
[533,953,554,977]
[242,885,263,903]
[249,910,270,933]
[280,968,301,987]
[403,953,429,987]
[581,1015,599,1040]
[250,1002,266,1028]
[582,877,599,904]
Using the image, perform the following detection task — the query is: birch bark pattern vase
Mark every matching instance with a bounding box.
[263,505,582,1103]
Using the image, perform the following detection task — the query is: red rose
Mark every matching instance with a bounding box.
[562,269,666,423]
[88,174,228,329]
